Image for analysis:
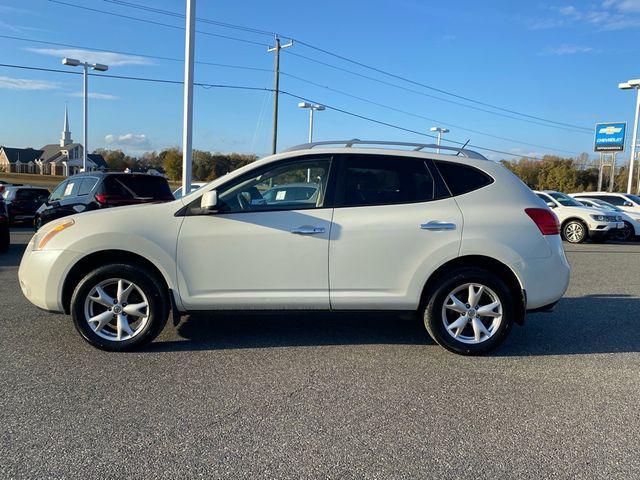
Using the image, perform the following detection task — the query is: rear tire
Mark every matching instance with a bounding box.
[562,220,587,244]
[422,267,515,355]
[70,263,169,351]
[615,221,633,242]
[0,228,8,253]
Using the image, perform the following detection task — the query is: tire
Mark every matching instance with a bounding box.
[70,263,169,351]
[0,228,8,253]
[422,267,515,355]
[615,222,633,242]
[34,216,42,231]
[562,220,587,244]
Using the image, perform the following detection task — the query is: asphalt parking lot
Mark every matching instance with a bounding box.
[1,229,640,479]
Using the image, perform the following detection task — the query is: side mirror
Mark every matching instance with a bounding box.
[546,201,556,209]
[624,201,633,207]
[200,190,218,211]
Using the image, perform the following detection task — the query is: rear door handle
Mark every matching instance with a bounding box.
[291,225,326,235]
[420,221,457,231]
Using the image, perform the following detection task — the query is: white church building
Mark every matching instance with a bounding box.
[0,107,106,176]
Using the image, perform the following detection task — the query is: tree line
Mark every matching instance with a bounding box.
[92,148,258,181]
[500,154,635,193]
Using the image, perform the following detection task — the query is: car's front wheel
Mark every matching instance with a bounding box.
[423,268,515,355]
[70,264,169,351]
[562,220,587,243]
[615,221,634,242]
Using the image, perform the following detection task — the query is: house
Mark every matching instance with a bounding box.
[0,106,107,176]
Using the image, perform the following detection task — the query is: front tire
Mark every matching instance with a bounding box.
[615,221,634,242]
[562,220,587,244]
[70,263,169,351]
[422,268,515,355]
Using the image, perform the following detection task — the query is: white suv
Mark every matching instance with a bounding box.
[571,191,640,216]
[534,190,623,243]
[19,140,570,355]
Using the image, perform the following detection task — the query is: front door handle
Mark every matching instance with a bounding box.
[291,225,326,235]
[420,221,457,231]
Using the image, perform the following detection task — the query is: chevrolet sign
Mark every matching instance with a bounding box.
[594,122,626,152]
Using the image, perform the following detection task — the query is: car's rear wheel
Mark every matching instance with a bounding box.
[70,264,168,351]
[0,228,9,253]
[562,220,587,244]
[615,221,634,242]
[423,268,515,355]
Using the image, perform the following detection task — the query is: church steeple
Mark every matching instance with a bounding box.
[60,105,72,147]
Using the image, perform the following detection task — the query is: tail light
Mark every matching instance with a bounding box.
[95,194,124,205]
[525,208,560,235]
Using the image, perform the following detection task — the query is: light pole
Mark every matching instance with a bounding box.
[62,58,108,172]
[298,102,325,143]
[430,126,449,154]
[181,0,196,196]
[619,79,640,194]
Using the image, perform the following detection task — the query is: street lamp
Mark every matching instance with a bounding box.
[62,57,109,172]
[430,126,450,154]
[619,79,640,194]
[298,101,325,143]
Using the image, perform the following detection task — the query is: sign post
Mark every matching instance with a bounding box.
[594,122,626,191]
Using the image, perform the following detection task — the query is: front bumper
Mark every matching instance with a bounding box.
[588,220,622,238]
[18,240,83,312]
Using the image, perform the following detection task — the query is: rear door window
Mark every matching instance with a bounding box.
[433,161,494,196]
[338,155,440,207]
[103,175,172,200]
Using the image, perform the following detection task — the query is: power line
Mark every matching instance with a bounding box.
[48,0,269,47]
[285,51,590,135]
[0,61,545,160]
[280,71,578,154]
[1,33,575,154]
[92,0,592,133]
[0,34,272,73]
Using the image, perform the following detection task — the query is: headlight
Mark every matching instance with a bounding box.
[36,219,74,250]
[590,214,606,222]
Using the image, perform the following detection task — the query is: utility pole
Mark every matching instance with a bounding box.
[268,36,293,155]
[181,0,196,196]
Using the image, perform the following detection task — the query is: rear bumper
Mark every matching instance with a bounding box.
[509,235,570,310]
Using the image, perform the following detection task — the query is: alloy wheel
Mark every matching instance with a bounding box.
[83,278,149,341]
[565,222,585,243]
[441,283,503,344]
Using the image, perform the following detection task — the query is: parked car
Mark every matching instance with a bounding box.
[19,140,571,355]
[573,197,640,241]
[1,186,50,225]
[533,190,623,243]
[571,191,640,216]
[0,196,9,253]
[173,182,206,199]
[35,172,174,229]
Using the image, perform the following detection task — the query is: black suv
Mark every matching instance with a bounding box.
[1,186,50,225]
[0,195,8,252]
[35,172,174,228]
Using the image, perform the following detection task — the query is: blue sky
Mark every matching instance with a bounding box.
[1,0,639,160]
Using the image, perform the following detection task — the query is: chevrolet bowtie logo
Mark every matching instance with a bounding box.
[599,126,623,135]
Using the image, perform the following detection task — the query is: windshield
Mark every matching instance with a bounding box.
[584,200,619,212]
[624,194,640,205]
[548,191,582,207]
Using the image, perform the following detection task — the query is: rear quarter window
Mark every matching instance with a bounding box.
[433,160,494,196]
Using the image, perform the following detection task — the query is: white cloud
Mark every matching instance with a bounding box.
[105,133,151,149]
[544,44,596,55]
[70,92,120,100]
[529,2,640,31]
[0,76,59,90]
[25,48,154,66]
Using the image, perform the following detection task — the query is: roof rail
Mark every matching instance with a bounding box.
[283,139,487,160]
